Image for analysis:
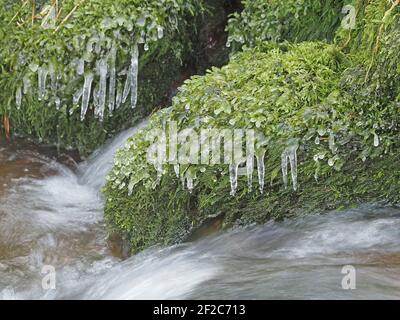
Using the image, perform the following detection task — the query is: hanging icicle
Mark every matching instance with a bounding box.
[115,81,123,110]
[329,132,337,153]
[76,59,85,76]
[186,173,194,193]
[246,154,254,192]
[23,75,32,95]
[49,63,58,107]
[130,44,139,109]
[229,163,239,196]
[256,150,266,193]
[108,45,117,114]
[15,86,22,109]
[122,68,131,104]
[373,133,380,147]
[73,87,83,105]
[281,145,299,191]
[38,66,49,101]
[54,97,61,110]
[96,58,108,122]
[80,72,94,121]
[93,84,100,116]
[174,164,180,178]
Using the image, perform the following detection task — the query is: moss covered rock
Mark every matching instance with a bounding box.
[103,0,400,254]
[103,40,399,254]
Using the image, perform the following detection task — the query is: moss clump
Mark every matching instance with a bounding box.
[0,0,205,155]
[103,36,400,253]
[226,0,345,52]
[101,0,400,254]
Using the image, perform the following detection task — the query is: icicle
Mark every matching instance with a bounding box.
[49,63,57,98]
[174,164,180,178]
[15,86,22,109]
[138,31,146,44]
[55,97,61,110]
[23,75,31,94]
[130,44,139,109]
[108,46,117,113]
[157,26,164,39]
[137,16,146,27]
[229,163,239,196]
[281,151,288,189]
[97,58,108,122]
[256,150,266,193]
[122,69,132,104]
[73,87,83,105]
[288,146,298,191]
[186,174,194,193]
[329,132,337,153]
[373,133,380,147]
[246,130,255,191]
[80,72,94,121]
[181,175,186,189]
[115,81,123,109]
[38,66,49,101]
[246,154,254,191]
[76,59,85,75]
[93,85,100,116]
[281,145,299,191]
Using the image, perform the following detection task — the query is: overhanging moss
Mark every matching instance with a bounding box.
[105,150,400,254]
[0,0,206,155]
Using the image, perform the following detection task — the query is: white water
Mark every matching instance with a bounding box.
[1,122,400,299]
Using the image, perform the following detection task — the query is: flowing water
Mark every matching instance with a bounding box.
[1,124,400,300]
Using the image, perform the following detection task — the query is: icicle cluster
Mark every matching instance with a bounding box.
[281,145,299,191]
[15,43,140,122]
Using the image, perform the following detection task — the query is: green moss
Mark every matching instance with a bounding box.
[102,0,400,254]
[226,0,345,52]
[0,0,205,155]
[103,35,400,254]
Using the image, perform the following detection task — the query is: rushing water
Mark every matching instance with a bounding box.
[1,125,400,300]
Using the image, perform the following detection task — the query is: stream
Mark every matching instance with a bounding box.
[1,124,400,300]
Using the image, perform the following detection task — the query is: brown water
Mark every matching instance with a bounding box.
[1,130,400,300]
